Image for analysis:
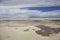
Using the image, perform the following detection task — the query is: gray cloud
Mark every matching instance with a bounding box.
[0,0,60,18]
[0,8,60,18]
[0,0,60,6]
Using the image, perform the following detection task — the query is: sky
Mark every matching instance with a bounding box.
[0,0,60,18]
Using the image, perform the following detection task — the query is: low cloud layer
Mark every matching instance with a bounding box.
[0,7,60,18]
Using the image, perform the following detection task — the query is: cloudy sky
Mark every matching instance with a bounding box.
[0,0,60,18]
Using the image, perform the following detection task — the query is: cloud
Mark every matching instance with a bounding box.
[0,0,60,6]
[0,7,60,18]
[27,10,60,18]
[0,0,60,18]
[39,10,60,17]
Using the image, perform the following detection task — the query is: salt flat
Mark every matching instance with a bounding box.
[0,20,60,40]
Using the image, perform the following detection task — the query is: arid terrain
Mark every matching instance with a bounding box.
[0,20,60,40]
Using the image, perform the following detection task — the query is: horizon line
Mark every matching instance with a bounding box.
[0,18,60,20]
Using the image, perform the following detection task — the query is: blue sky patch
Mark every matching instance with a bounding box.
[21,6,60,12]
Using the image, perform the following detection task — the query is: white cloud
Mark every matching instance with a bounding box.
[39,10,60,17]
[0,7,60,18]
